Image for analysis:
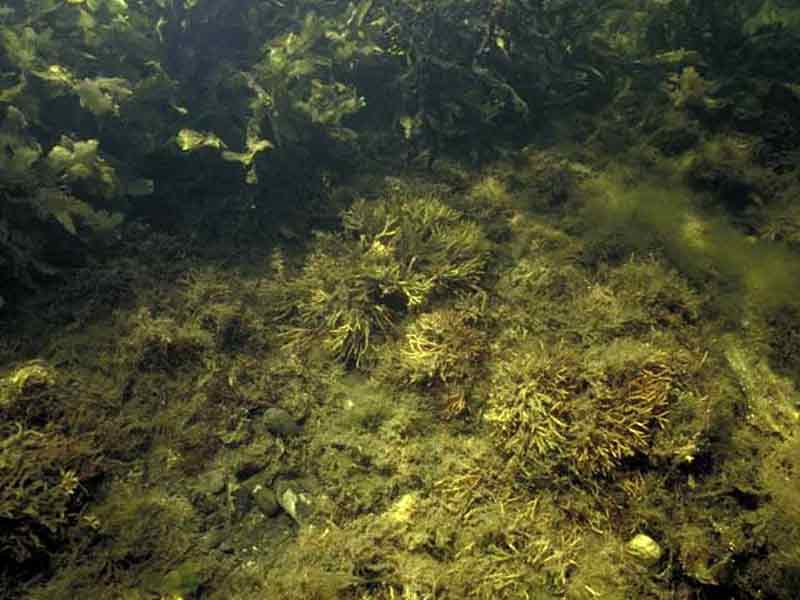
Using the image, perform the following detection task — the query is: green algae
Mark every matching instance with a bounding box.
[1,154,796,599]
[2,2,800,599]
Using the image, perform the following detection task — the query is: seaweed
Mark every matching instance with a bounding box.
[272,192,491,367]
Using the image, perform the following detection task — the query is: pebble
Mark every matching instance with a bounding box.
[274,479,313,525]
[263,407,302,437]
[253,486,281,517]
[194,468,226,496]
[627,533,663,565]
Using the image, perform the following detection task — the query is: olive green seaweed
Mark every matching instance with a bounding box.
[3,1,800,599]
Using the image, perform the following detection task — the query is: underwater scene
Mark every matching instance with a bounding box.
[2,0,800,598]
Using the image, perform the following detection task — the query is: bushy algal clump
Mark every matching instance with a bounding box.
[0,362,96,566]
[274,194,492,366]
[485,338,692,483]
[376,295,488,415]
[0,426,90,564]
[121,307,213,372]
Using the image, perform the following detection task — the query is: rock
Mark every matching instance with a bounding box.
[201,529,227,550]
[235,459,265,481]
[253,485,281,517]
[234,440,271,481]
[233,485,254,516]
[218,540,235,554]
[627,533,663,566]
[194,467,227,496]
[7,361,57,396]
[262,407,302,437]
[274,479,313,525]
[160,560,204,597]
[1,361,59,421]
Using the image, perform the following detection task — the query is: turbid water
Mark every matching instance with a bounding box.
[2,2,800,598]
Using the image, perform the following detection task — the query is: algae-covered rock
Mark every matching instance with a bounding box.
[193,467,227,496]
[5,361,57,396]
[0,361,59,422]
[627,533,663,566]
[724,338,799,435]
[262,407,302,437]
[159,559,205,598]
[275,479,313,525]
[253,485,281,518]
[234,439,273,481]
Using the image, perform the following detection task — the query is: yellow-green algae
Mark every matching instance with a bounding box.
[3,148,800,600]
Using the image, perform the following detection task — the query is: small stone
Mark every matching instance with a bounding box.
[627,533,663,565]
[218,540,235,554]
[253,486,280,517]
[234,441,270,481]
[233,485,254,516]
[194,468,226,496]
[235,460,265,481]
[278,224,298,240]
[202,529,227,549]
[274,479,313,525]
[160,560,204,597]
[190,491,219,516]
[263,407,302,437]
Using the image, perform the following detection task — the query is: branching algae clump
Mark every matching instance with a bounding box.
[0,362,96,566]
[377,297,489,416]
[274,194,491,367]
[486,338,689,483]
